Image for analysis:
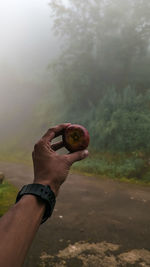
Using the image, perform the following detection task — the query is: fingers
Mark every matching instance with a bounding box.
[42,123,71,142]
[51,141,64,151]
[66,150,89,165]
[33,140,46,153]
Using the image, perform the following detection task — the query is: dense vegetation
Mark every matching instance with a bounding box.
[46,0,150,181]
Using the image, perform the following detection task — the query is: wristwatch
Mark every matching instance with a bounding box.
[15,184,56,224]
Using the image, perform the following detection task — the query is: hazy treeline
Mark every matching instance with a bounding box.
[42,0,150,154]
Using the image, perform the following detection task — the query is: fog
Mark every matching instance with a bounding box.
[1,0,150,161]
[0,0,58,76]
[0,0,59,139]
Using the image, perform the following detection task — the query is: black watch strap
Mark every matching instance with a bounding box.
[15,184,56,224]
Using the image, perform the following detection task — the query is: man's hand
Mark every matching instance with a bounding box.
[0,123,88,267]
[32,123,89,196]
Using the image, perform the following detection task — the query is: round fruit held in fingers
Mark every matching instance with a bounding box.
[63,124,90,152]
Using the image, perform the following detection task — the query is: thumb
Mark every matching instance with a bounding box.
[66,150,89,165]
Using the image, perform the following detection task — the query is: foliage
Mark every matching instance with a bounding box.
[48,0,150,154]
[88,87,150,152]
[72,152,150,182]
[0,180,18,217]
[49,0,150,100]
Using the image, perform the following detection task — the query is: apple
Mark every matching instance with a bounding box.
[63,124,90,152]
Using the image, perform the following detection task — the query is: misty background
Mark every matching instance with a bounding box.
[1,0,150,181]
[0,0,60,146]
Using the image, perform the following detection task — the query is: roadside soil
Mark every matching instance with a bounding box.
[1,161,150,266]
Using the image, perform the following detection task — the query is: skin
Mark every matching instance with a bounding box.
[0,123,89,267]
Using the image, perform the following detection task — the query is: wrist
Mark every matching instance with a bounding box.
[21,194,46,209]
[16,184,56,224]
[15,194,46,221]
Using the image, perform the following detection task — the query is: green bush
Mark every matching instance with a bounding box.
[0,180,18,217]
[86,87,150,153]
[72,153,147,181]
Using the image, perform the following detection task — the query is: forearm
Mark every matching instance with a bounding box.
[0,195,45,267]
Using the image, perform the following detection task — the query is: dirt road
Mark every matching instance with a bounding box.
[1,161,150,267]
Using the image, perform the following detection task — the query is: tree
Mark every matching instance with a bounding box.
[49,0,150,97]
[48,0,150,152]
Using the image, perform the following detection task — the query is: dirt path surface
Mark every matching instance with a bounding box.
[1,162,150,266]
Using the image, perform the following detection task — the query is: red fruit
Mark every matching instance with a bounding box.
[63,124,90,152]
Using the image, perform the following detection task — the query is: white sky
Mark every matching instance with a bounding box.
[0,0,57,79]
[0,0,63,122]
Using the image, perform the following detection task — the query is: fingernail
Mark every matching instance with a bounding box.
[83,150,89,157]
[65,123,71,126]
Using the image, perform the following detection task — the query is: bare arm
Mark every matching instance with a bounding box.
[0,195,45,267]
[0,123,88,267]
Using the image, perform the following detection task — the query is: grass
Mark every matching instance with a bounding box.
[0,180,18,217]
[0,150,32,165]
[1,149,150,186]
[71,151,150,185]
